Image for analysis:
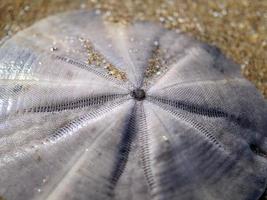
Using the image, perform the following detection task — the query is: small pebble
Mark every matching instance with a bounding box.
[50,47,58,52]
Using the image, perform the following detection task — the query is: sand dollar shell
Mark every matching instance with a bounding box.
[0,10,267,200]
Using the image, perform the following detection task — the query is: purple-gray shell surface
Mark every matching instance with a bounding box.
[0,10,267,200]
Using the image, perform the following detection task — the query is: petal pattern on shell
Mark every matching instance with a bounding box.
[0,10,267,200]
[144,101,266,200]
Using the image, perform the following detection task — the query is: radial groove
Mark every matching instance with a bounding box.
[25,94,127,114]
[138,102,157,191]
[147,99,224,149]
[148,96,255,131]
[108,103,137,189]
[47,96,130,143]
[54,55,133,90]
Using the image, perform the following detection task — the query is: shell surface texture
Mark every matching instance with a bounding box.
[0,10,267,200]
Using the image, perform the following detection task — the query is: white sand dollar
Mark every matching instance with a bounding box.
[0,10,267,200]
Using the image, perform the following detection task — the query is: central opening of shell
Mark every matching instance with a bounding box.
[131,89,146,101]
